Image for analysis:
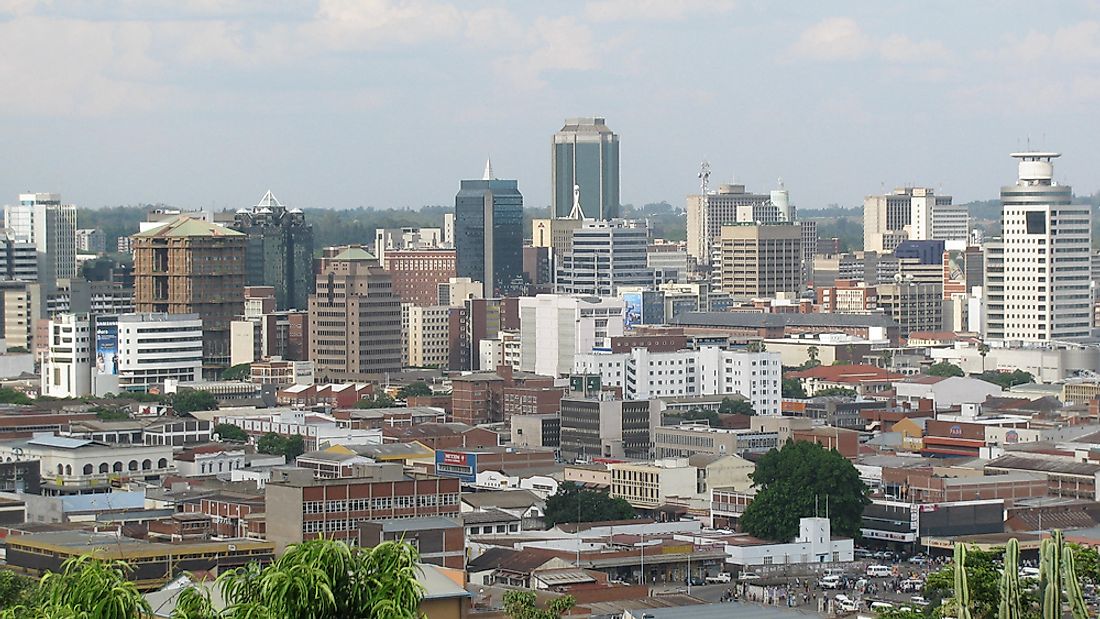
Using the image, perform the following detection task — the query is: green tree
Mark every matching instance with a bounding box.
[504,590,576,619]
[353,393,396,409]
[0,555,150,619]
[718,397,754,415]
[397,381,433,399]
[0,388,31,405]
[926,361,965,378]
[673,409,719,426]
[283,435,306,461]
[977,341,991,373]
[925,546,1033,619]
[214,424,248,443]
[740,441,869,542]
[543,482,636,527]
[977,370,1034,390]
[782,378,807,399]
[256,432,286,456]
[220,364,251,381]
[0,570,32,609]
[814,387,858,397]
[93,406,131,421]
[746,341,767,353]
[171,390,218,414]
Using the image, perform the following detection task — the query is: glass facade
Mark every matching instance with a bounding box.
[455,179,524,296]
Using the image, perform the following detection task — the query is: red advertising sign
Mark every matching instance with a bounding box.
[442,451,468,466]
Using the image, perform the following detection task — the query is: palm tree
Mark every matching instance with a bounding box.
[978,341,990,373]
[806,345,819,368]
[0,555,151,619]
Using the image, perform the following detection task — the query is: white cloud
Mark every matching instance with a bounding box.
[584,0,734,22]
[998,21,1100,64]
[786,17,951,66]
[494,16,600,90]
[300,0,465,51]
[878,34,951,64]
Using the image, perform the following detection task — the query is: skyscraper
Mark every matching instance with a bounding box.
[686,182,790,266]
[308,246,401,381]
[984,152,1093,342]
[552,117,619,219]
[555,219,653,296]
[454,159,524,296]
[231,191,314,311]
[717,223,803,299]
[132,217,245,375]
[3,193,77,290]
[863,187,965,253]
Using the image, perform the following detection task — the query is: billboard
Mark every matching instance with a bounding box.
[623,292,642,329]
[95,324,118,376]
[435,450,476,483]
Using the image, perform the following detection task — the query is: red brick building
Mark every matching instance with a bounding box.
[451,367,564,424]
[180,492,265,539]
[276,383,375,408]
[382,423,499,451]
[383,249,456,306]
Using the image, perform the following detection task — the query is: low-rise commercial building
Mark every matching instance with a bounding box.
[610,455,753,512]
[0,433,173,495]
[559,396,659,460]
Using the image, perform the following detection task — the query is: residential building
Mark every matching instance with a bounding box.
[264,465,461,552]
[551,117,619,219]
[717,223,802,298]
[437,277,483,308]
[432,446,555,484]
[686,182,790,265]
[276,383,375,408]
[816,279,879,312]
[559,396,659,460]
[384,249,457,306]
[0,433,173,495]
[132,217,245,375]
[75,228,105,253]
[359,517,465,569]
[308,246,402,381]
[249,357,314,386]
[0,281,39,351]
[555,219,653,296]
[3,193,77,289]
[984,152,1093,342]
[44,279,134,316]
[785,364,906,397]
[478,329,521,372]
[403,304,450,368]
[573,347,782,415]
[215,409,382,451]
[864,187,956,253]
[230,191,314,311]
[694,517,853,567]
[672,310,900,345]
[518,294,624,377]
[174,444,247,477]
[40,313,93,398]
[454,160,524,296]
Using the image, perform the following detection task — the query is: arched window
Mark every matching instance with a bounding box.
[113,461,123,472]
[63,465,71,476]
[99,463,109,474]
[141,459,151,470]
[57,464,64,475]
[218,462,224,472]
[201,463,207,474]
[158,458,168,469]
[83,464,93,475]
[128,460,138,471]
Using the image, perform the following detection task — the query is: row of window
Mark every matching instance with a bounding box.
[302,493,460,514]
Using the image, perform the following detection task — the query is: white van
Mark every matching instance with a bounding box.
[870,601,895,612]
[866,565,891,577]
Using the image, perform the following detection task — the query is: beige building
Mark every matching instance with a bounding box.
[717,223,802,299]
[403,304,450,368]
[132,217,245,375]
[687,183,788,265]
[864,187,957,253]
[1063,380,1100,405]
[876,282,945,337]
[653,424,779,459]
[308,246,402,381]
[609,455,753,511]
[1,282,39,351]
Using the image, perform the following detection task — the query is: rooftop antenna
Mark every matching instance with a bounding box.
[698,160,711,195]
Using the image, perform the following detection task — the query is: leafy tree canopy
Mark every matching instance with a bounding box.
[718,397,754,415]
[92,407,131,421]
[782,378,807,399]
[171,390,218,414]
[740,441,869,542]
[256,432,306,461]
[353,393,396,409]
[543,482,636,527]
[922,547,1033,619]
[813,387,858,397]
[977,370,1034,390]
[0,388,31,405]
[926,361,965,378]
[220,364,251,381]
[214,424,248,443]
[504,590,576,619]
[397,381,433,399]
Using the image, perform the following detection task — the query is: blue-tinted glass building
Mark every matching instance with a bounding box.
[454,166,524,296]
[552,117,619,219]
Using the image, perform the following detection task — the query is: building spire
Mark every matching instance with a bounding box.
[568,184,586,220]
[483,156,495,181]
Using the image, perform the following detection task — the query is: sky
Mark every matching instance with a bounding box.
[3,0,1100,212]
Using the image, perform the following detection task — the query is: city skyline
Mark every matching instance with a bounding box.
[2,2,1100,211]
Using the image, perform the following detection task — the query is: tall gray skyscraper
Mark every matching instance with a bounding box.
[455,159,524,296]
[3,193,77,290]
[552,117,619,219]
[231,191,314,311]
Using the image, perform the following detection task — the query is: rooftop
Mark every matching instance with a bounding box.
[673,311,898,329]
[987,455,1100,477]
[134,216,243,239]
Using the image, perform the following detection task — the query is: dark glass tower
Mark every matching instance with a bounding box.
[231,191,314,310]
[454,160,524,296]
[552,117,620,219]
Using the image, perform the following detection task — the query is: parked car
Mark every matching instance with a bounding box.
[819,576,843,589]
[739,571,762,581]
[685,576,706,587]
[911,596,929,606]
[706,572,732,584]
[870,601,895,612]
[838,600,860,613]
[867,565,892,578]
[909,555,928,565]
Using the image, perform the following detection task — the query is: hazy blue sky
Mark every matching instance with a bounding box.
[3,0,1100,211]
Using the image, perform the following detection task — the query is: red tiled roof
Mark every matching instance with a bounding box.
[908,331,962,341]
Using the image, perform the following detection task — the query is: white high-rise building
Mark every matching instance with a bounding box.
[518,294,624,377]
[555,219,653,296]
[984,152,1093,342]
[41,314,93,398]
[3,193,77,288]
[864,187,965,253]
[573,347,783,415]
[402,304,450,368]
[687,182,789,265]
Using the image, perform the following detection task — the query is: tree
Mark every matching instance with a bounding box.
[397,381,433,399]
[283,434,306,460]
[718,397,754,415]
[0,555,150,619]
[543,482,636,527]
[746,341,767,353]
[3,538,424,619]
[926,361,965,378]
[171,390,218,414]
[925,547,1006,619]
[256,432,286,456]
[504,590,576,619]
[220,364,250,381]
[977,341,991,373]
[93,406,131,421]
[814,387,858,397]
[214,424,248,443]
[0,570,31,609]
[354,393,396,409]
[782,378,807,399]
[740,441,869,542]
[802,345,821,369]
[977,370,1033,390]
[0,388,31,405]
